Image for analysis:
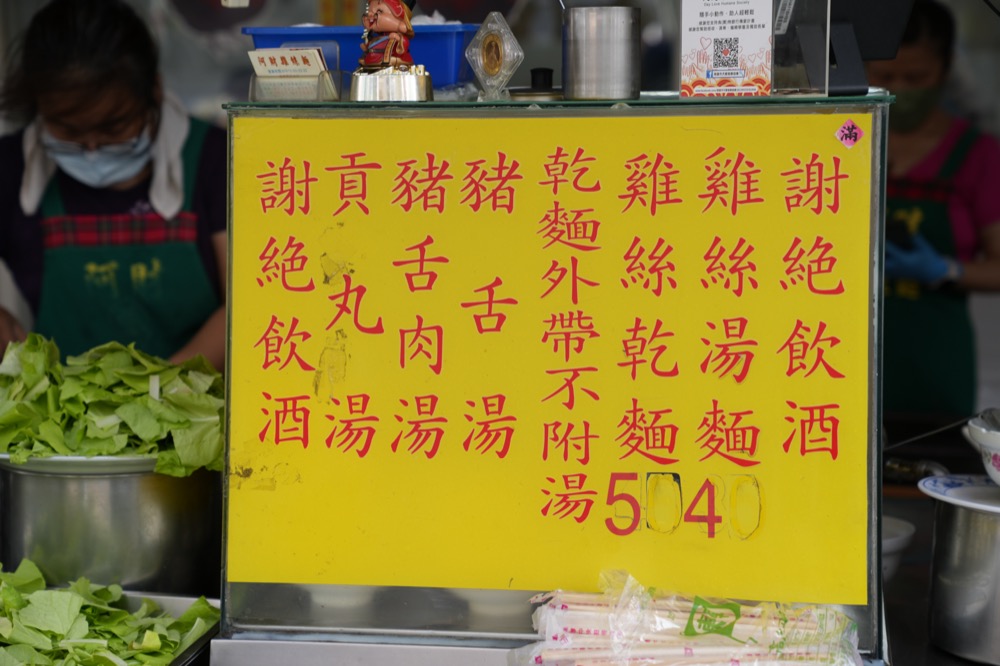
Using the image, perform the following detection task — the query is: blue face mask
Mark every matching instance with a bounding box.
[41,128,153,189]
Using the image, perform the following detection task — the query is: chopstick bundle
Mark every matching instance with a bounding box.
[512,575,862,666]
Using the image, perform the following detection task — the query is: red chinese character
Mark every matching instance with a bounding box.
[542,367,600,410]
[326,274,385,334]
[619,317,679,379]
[781,154,847,214]
[391,395,447,459]
[463,394,517,458]
[539,146,601,195]
[782,401,840,459]
[253,315,315,371]
[540,474,597,523]
[392,235,449,292]
[460,277,519,333]
[619,153,683,214]
[537,202,602,252]
[780,236,846,295]
[777,320,846,379]
[615,398,679,465]
[542,421,596,464]
[257,157,318,216]
[460,152,523,213]
[699,146,764,215]
[621,236,677,297]
[399,315,443,375]
[324,394,379,458]
[542,310,600,362]
[695,399,761,467]
[392,153,453,213]
[324,152,383,216]
[700,317,757,383]
[540,256,599,306]
[701,236,758,296]
[256,235,316,292]
[258,392,310,448]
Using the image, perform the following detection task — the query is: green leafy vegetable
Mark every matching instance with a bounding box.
[0,335,224,477]
[0,559,219,665]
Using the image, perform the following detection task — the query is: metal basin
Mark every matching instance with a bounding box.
[0,455,221,597]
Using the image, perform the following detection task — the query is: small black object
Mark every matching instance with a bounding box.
[530,67,553,91]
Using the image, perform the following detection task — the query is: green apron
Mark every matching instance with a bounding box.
[35,120,218,360]
[883,127,981,420]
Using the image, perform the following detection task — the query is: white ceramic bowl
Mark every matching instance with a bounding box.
[967,416,1000,449]
[882,515,916,582]
[963,422,1000,486]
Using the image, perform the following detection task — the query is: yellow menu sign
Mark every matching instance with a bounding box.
[227,111,875,604]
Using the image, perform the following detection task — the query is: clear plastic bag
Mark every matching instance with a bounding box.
[509,571,862,666]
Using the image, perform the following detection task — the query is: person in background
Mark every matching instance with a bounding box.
[867,0,1000,448]
[0,0,227,370]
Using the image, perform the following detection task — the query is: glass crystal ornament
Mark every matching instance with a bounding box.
[465,11,524,101]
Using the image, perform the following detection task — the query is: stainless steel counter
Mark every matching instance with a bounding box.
[209,638,510,665]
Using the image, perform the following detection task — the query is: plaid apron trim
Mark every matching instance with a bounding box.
[41,211,199,249]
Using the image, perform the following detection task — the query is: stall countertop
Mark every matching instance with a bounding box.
[224,89,893,112]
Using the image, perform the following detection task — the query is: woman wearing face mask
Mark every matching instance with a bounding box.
[867,0,1000,441]
[0,0,226,370]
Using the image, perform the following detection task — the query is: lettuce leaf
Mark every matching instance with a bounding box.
[0,559,219,665]
[0,335,224,477]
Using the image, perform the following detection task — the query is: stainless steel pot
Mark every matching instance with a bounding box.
[929,499,1000,664]
[562,6,641,101]
[0,455,221,597]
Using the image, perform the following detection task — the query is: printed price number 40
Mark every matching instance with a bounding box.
[605,472,762,539]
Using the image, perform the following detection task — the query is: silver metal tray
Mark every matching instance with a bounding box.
[121,592,220,666]
[0,452,157,474]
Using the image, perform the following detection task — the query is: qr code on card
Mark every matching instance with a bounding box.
[713,37,740,68]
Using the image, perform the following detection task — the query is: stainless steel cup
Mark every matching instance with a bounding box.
[562,6,641,101]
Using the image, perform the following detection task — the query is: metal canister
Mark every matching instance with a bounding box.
[929,500,1000,664]
[0,455,221,597]
[562,6,641,101]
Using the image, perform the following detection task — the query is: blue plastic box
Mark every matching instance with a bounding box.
[243,24,480,88]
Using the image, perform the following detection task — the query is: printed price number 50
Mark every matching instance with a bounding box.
[604,472,762,539]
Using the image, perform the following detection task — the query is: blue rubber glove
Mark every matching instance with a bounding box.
[884,233,951,284]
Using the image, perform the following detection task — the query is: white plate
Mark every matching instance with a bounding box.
[918,474,1000,515]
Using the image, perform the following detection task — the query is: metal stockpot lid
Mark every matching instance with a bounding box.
[918,474,1000,515]
[0,453,157,475]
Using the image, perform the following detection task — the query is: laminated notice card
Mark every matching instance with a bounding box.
[680,0,773,97]
[249,47,326,77]
[248,47,337,101]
